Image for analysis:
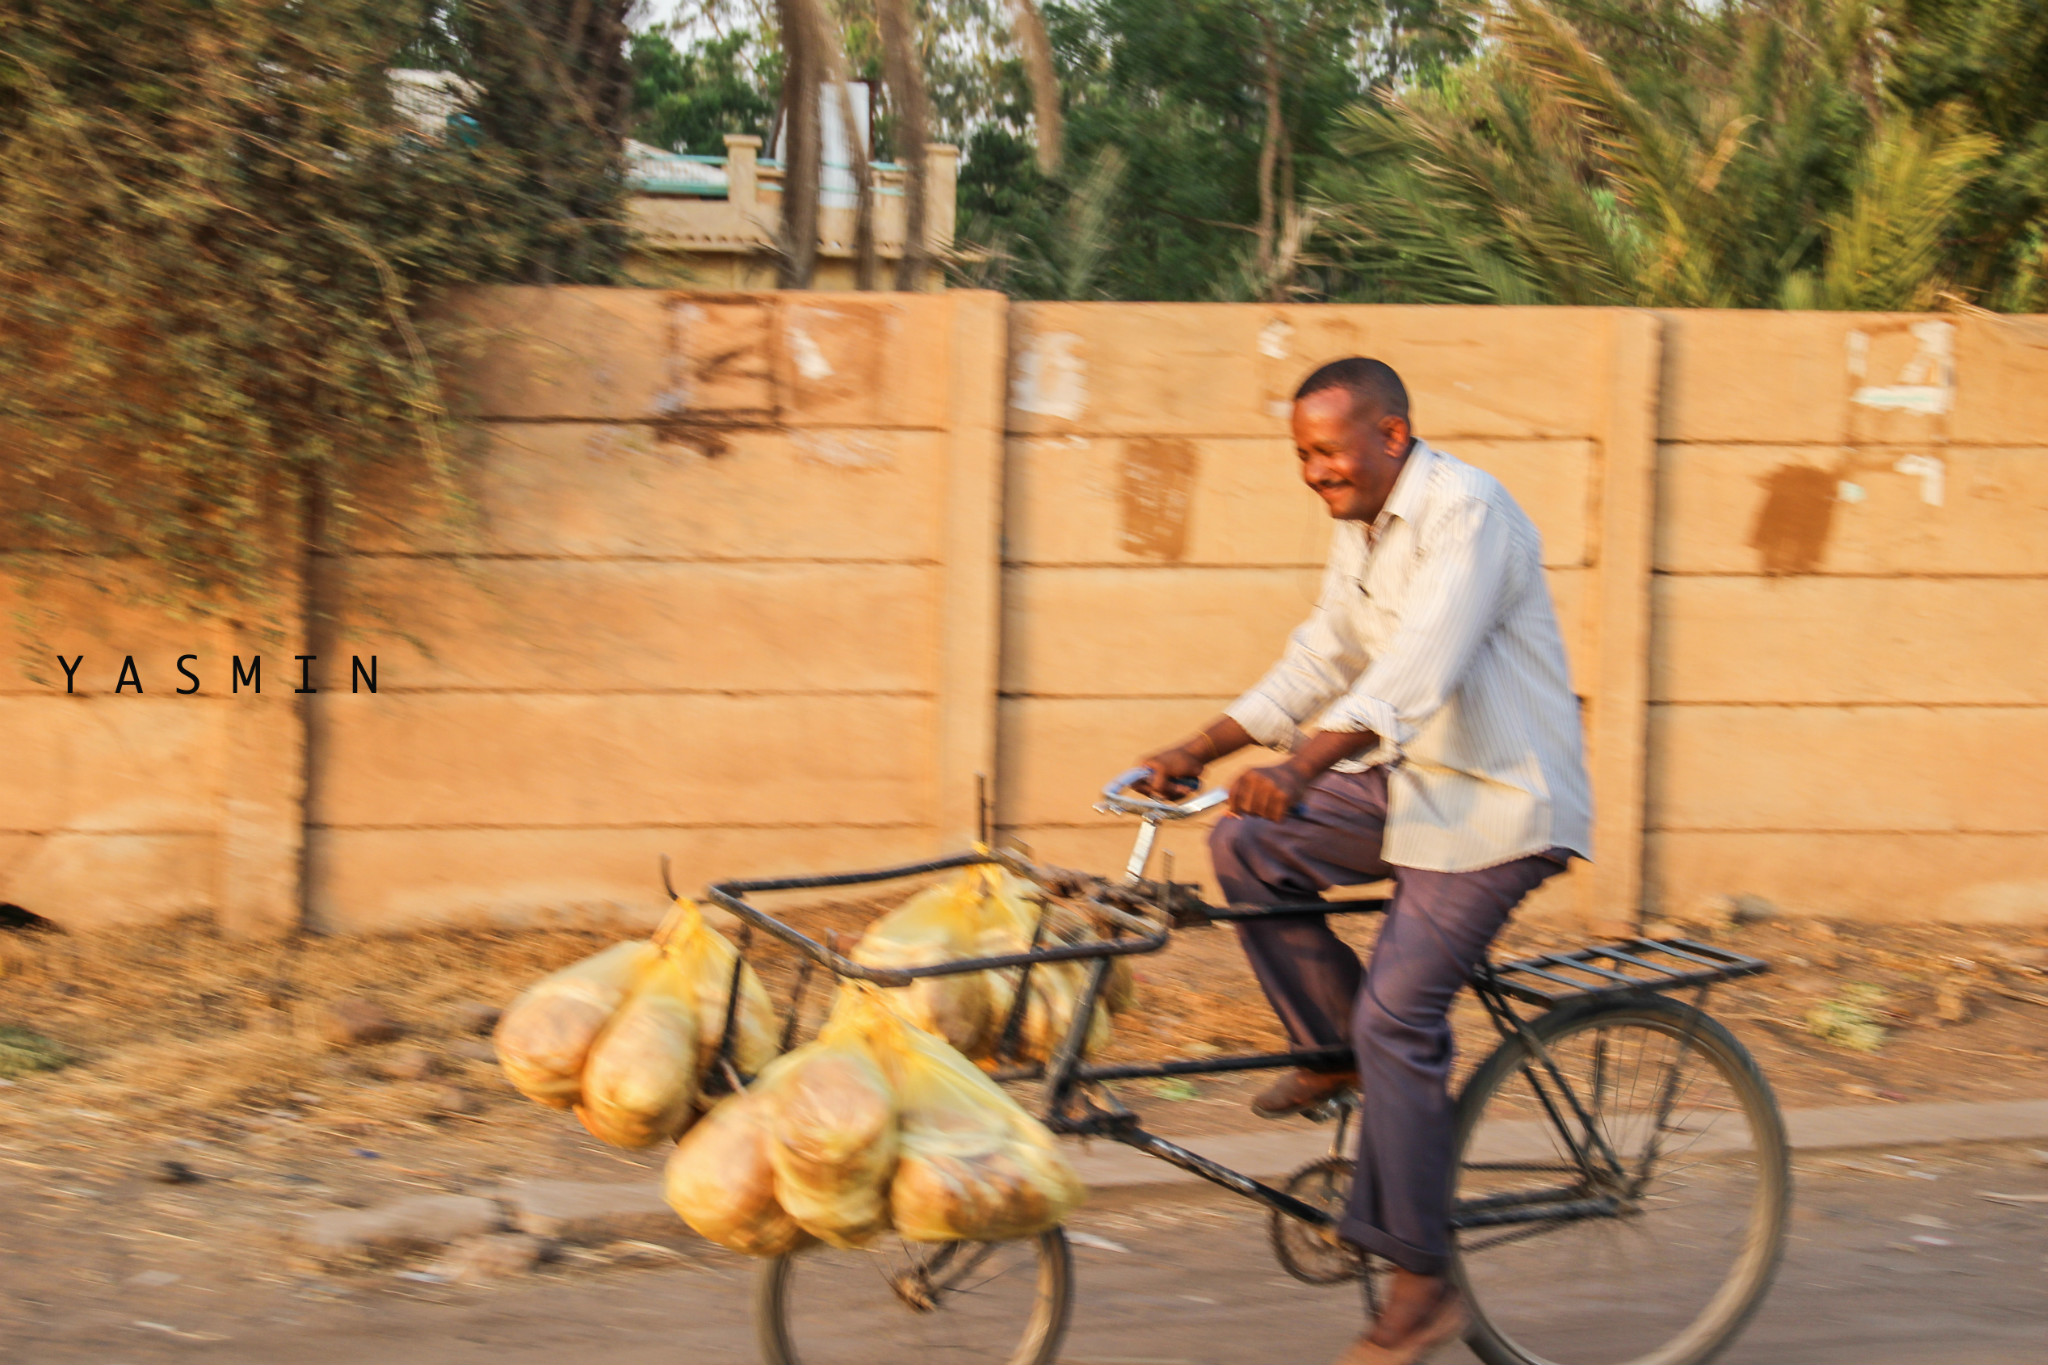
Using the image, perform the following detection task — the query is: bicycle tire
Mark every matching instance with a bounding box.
[1450,994,1790,1365]
[755,1227,1073,1365]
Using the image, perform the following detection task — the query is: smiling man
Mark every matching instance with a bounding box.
[1137,357,1590,1364]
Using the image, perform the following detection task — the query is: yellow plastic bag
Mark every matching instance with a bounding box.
[657,899,780,1078]
[664,1056,815,1257]
[865,991,1086,1243]
[849,877,997,1055]
[973,867,1117,1063]
[855,865,1129,1066]
[574,954,701,1148]
[765,990,901,1248]
[495,940,661,1109]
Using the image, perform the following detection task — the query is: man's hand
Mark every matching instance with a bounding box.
[1135,744,1206,800]
[1228,762,1309,820]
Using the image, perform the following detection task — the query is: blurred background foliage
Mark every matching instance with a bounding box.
[1,0,633,607]
[639,0,2048,307]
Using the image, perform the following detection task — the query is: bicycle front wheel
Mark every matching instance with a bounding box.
[1451,994,1789,1365]
[755,1229,1072,1365]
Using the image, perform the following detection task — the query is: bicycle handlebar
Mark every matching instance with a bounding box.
[1099,766,1230,821]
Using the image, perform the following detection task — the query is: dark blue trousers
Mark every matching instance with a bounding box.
[1209,767,1567,1274]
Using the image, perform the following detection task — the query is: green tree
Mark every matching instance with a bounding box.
[631,28,783,154]
[0,0,631,607]
[955,0,1475,300]
[1317,0,2044,310]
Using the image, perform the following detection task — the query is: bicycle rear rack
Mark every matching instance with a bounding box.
[1480,937,1768,1007]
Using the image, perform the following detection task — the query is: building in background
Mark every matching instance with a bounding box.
[627,132,959,291]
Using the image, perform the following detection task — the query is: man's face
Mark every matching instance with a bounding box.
[1291,386,1411,522]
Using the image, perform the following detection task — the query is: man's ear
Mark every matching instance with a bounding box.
[1379,411,1411,454]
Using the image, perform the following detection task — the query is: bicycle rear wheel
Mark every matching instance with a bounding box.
[1451,994,1789,1365]
[755,1229,1072,1365]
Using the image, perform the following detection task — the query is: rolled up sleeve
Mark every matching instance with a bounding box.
[1224,552,1369,751]
[1318,494,1513,752]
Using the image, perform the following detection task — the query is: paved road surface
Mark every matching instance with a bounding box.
[7,1142,2044,1364]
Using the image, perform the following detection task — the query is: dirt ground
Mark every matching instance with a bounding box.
[1,892,2045,1312]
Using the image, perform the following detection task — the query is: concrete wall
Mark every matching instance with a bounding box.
[4,293,2045,933]
[1647,313,2048,924]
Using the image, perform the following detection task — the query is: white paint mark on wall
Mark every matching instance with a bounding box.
[792,431,891,470]
[1258,320,1293,359]
[1836,480,1866,504]
[1850,321,1955,415]
[1011,331,1087,419]
[1893,454,1946,506]
[787,322,834,380]
[1266,399,1292,419]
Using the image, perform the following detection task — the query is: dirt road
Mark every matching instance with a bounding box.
[6,1140,2043,1365]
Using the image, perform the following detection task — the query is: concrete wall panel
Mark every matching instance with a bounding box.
[1652,577,2048,704]
[308,825,938,933]
[346,423,948,561]
[1654,446,2048,576]
[0,831,217,925]
[1649,831,2048,924]
[334,559,937,694]
[998,695,1279,828]
[1007,304,1618,440]
[1646,704,2048,833]
[311,693,936,828]
[0,698,227,832]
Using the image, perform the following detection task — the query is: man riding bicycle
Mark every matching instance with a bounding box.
[1136,357,1591,1365]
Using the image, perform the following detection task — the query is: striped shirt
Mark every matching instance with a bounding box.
[1225,439,1592,873]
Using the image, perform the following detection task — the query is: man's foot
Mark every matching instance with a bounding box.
[1332,1279,1467,1365]
[1249,1067,1357,1118]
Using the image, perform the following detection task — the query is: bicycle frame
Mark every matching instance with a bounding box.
[702,770,1766,1241]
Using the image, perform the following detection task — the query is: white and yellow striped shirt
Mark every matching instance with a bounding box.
[1225,439,1592,873]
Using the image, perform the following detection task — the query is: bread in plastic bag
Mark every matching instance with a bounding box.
[868,992,1085,1243]
[766,990,900,1248]
[664,1058,814,1256]
[854,865,1130,1065]
[849,877,996,1054]
[656,898,780,1077]
[574,954,701,1147]
[495,940,660,1108]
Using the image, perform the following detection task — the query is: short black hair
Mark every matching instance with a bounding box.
[1293,357,1409,421]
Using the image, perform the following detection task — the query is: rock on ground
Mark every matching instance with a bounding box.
[298,1194,504,1259]
[509,1180,677,1244]
[320,999,403,1048]
[425,1232,555,1282]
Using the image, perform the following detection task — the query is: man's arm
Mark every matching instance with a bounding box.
[1224,726,1380,819]
[1136,716,1255,798]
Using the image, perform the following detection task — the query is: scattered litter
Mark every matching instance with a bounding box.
[394,1269,449,1284]
[1178,1293,1218,1304]
[1910,1234,1953,1247]
[1978,1191,2048,1205]
[1066,1231,1131,1253]
[351,1149,382,1160]
[1884,1154,1919,1164]
[1902,1214,1950,1229]
[132,1321,227,1342]
[128,1271,182,1288]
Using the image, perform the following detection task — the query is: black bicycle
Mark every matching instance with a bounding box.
[699,770,1790,1365]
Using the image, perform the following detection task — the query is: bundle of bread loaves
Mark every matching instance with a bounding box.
[665,985,1085,1253]
[849,864,1135,1064]
[493,899,779,1147]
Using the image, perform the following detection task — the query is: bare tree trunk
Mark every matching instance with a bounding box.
[1252,8,1283,294]
[878,0,931,290]
[777,0,822,287]
[817,15,878,289]
[1007,0,1062,176]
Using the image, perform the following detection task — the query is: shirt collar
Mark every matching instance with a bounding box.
[1374,437,1436,535]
